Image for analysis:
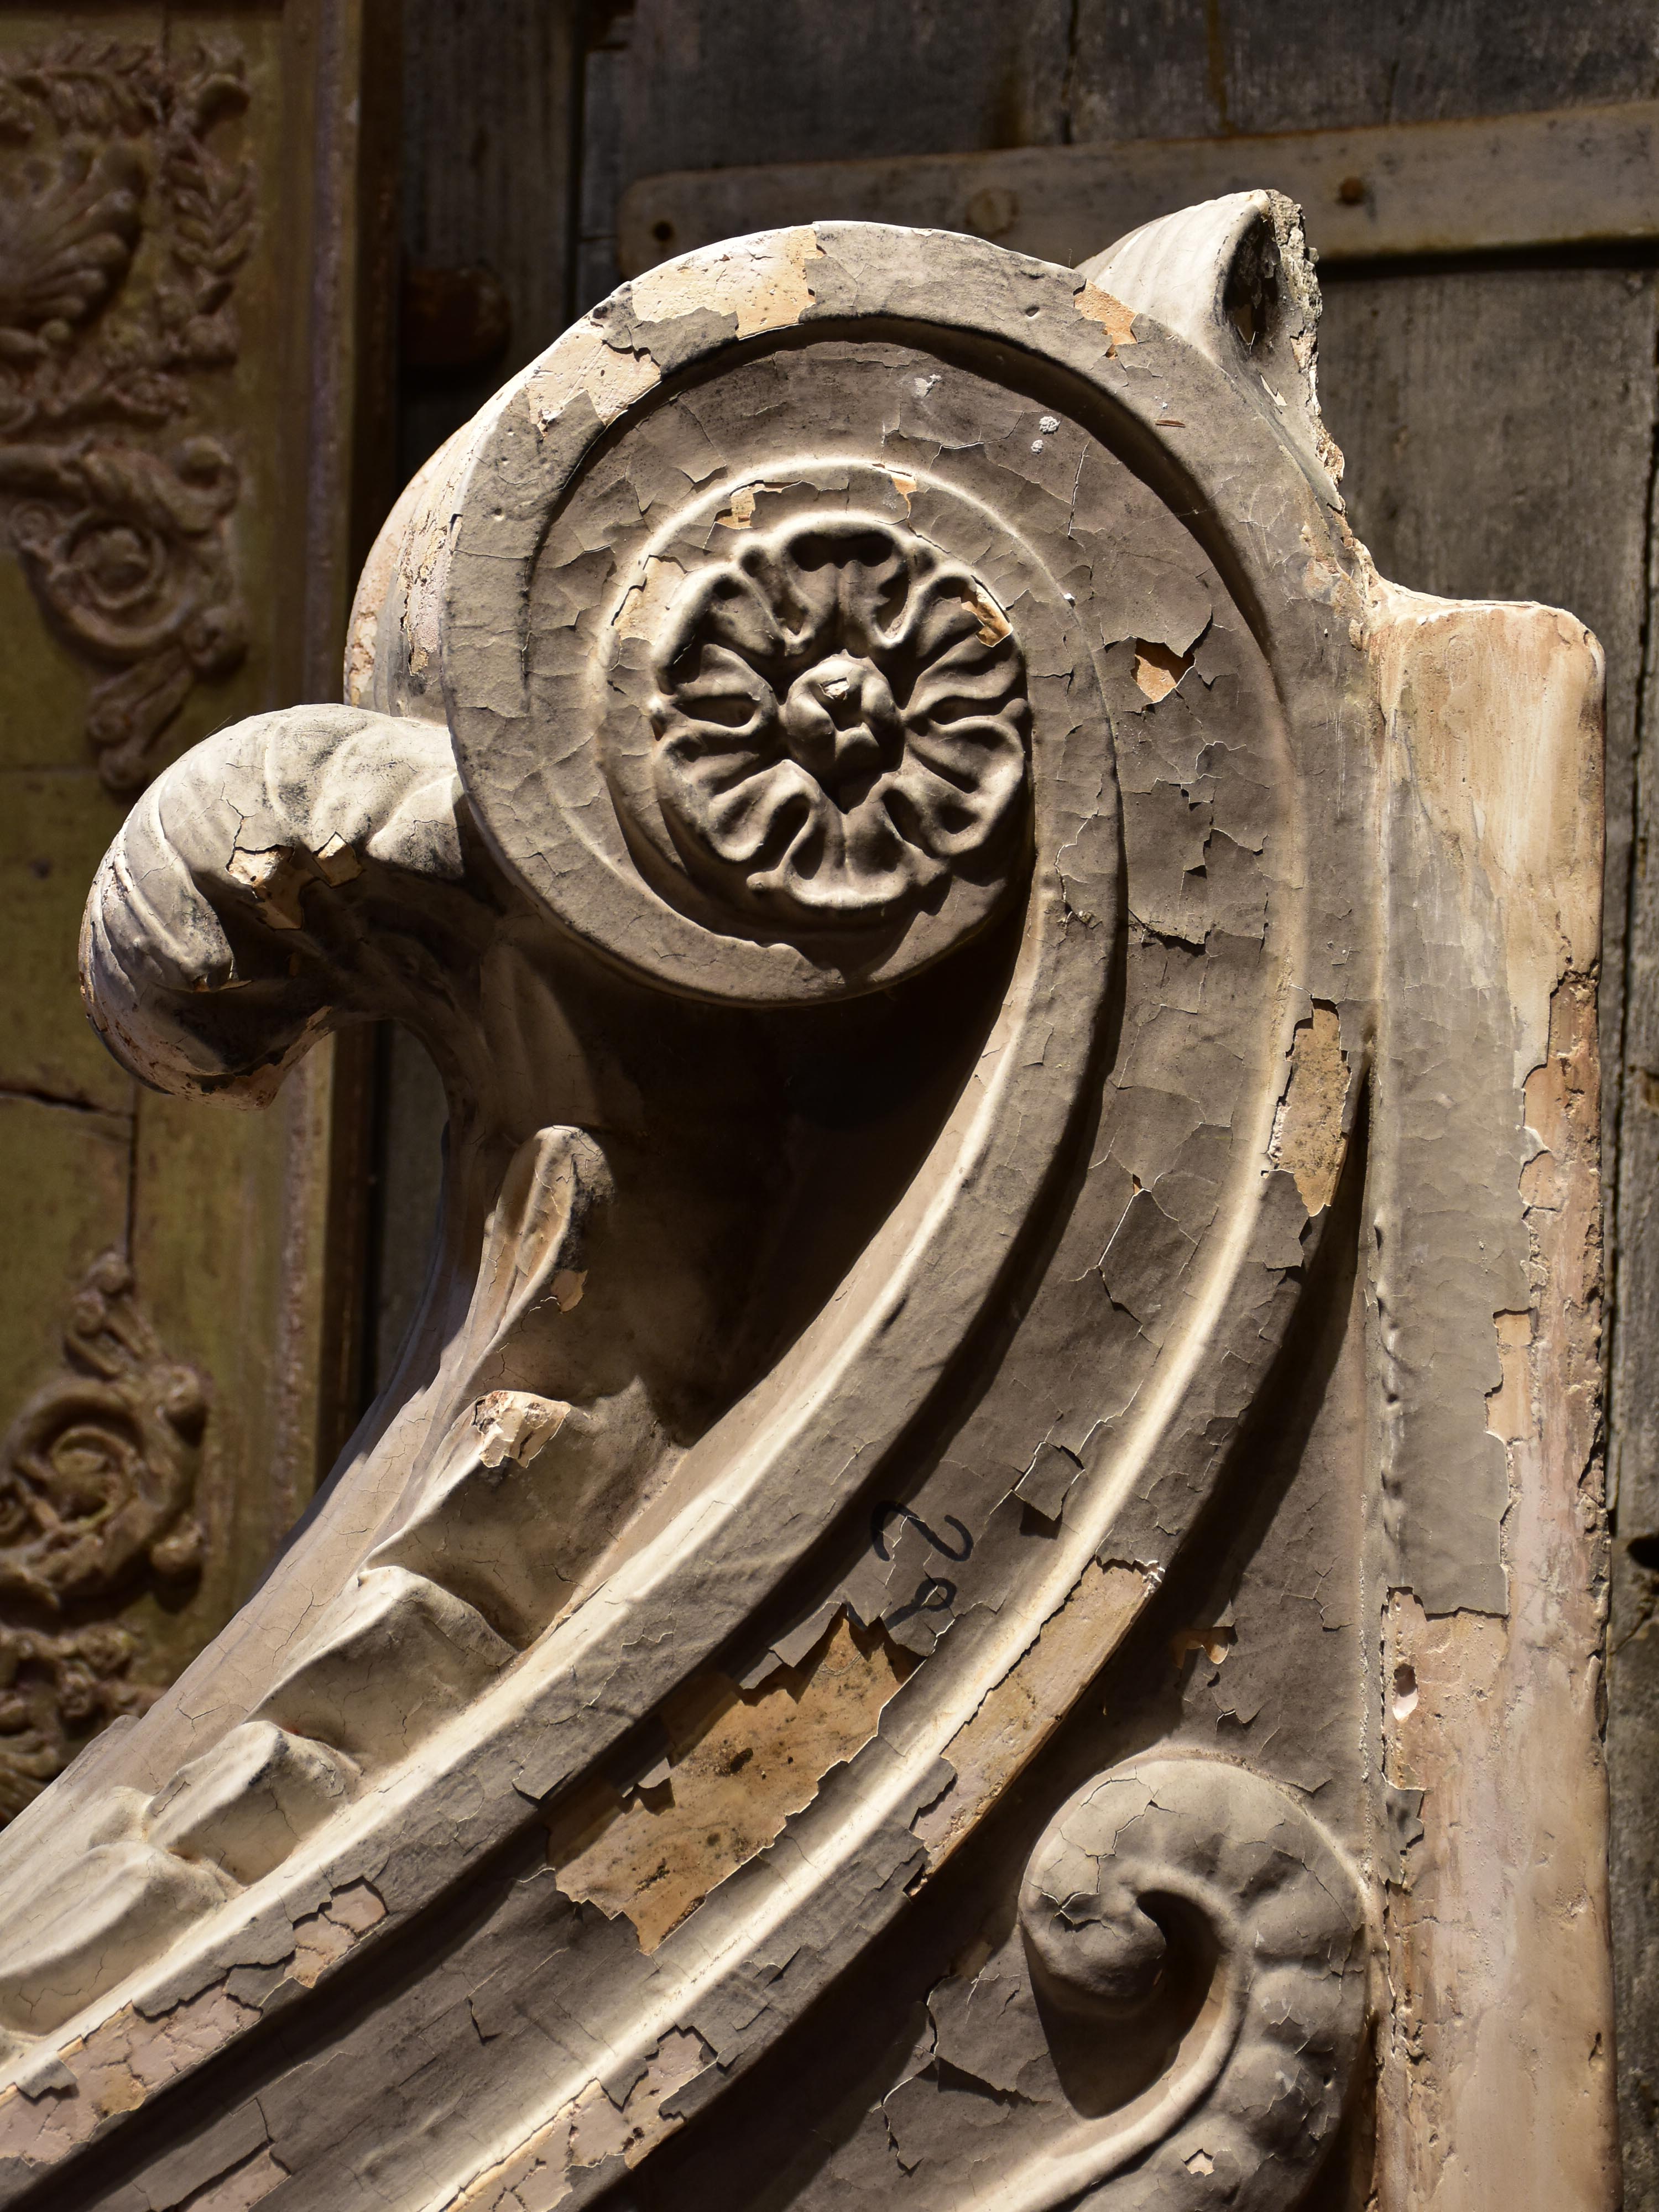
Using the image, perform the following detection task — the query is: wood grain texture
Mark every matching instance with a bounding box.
[0,773,133,1114]
[1071,0,1657,139]
[620,103,1659,278]
[1611,401,1659,2212]
[0,1098,131,1423]
[399,0,581,481]
[573,0,1070,310]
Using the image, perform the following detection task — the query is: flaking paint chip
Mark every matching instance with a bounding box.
[1133,640,1192,702]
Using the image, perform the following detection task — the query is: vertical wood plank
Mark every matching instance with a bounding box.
[1072,0,1658,138]
[400,0,581,478]
[574,0,1071,311]
[1611,399,1659,2212]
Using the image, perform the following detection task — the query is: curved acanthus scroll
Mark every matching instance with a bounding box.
[0,1254,205,1820]
[1009,1757,1368,2211]
[798,1756,1370,2212]
[0,35,255,790]
[0,200,1391,2212]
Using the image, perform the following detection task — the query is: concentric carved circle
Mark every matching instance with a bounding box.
[637,514,1030,932]
[436,430,1088,1003]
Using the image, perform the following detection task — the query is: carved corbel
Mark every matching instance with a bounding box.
[0,196,1611,2210]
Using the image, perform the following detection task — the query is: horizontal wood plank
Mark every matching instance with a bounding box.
[619,99,1659,276]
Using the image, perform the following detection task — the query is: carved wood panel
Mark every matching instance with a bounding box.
[0,31,254,792]
[0,0,394,1826]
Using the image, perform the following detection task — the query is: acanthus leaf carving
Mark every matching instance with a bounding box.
[0,213,1366,2205]
[0,35,253,791]
[0,1250,206,1823]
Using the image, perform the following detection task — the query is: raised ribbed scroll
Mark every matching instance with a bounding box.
[0,198,1613,2211]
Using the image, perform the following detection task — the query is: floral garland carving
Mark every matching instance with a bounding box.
[0,1253,206,1822]
[0,36,254,792]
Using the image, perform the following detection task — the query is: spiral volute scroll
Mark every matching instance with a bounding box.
[1009,1756,1370,2212]
[438,440,1092,1004]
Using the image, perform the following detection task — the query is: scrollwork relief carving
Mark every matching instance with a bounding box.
[1009,1757,1369,2211]
[0,37,253,790]
[0,1251,205,1821]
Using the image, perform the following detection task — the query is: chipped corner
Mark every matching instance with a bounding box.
[1071,281,1138,356]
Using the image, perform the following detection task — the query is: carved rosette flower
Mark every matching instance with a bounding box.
[646,515,1030,930]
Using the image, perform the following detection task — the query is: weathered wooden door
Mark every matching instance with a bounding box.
[0,0,393,1819]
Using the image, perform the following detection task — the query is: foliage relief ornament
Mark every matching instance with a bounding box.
[0,36,253,791]
[0,1251,206,1822]
[643,513,1031,931]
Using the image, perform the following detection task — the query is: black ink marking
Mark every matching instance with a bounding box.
[870,1504,972,1564]
[888,1575,957,1628]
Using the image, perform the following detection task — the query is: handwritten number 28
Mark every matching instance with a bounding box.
[871,1503,972,1629]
